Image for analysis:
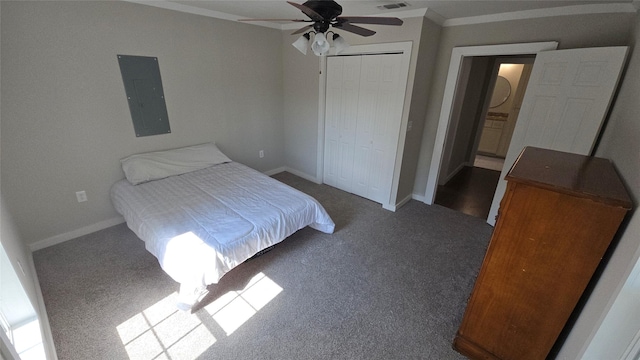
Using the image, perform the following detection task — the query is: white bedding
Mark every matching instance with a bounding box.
[111,161,335,290]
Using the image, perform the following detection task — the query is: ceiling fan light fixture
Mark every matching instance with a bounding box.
[246,1,404,56]
[311,32,330,56]
[332,33,349,55]
[292,33,311,55]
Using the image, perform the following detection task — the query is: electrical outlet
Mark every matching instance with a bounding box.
[259,150,264,158]
[76,191,87,203]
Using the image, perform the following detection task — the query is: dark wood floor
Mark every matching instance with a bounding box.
[435,166,501,220]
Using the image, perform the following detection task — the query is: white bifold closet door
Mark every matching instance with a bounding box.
[324,53,405,205]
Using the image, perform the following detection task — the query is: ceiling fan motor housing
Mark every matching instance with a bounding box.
[283,0,403,40]
[304,0,342,33]
[313,20,331,33]
[303,0,343,19]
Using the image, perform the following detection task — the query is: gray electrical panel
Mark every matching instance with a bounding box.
[118,55,171,137]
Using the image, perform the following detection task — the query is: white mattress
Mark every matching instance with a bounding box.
[111,161,335,288]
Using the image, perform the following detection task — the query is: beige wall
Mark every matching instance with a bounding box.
[413,12,635,197]
[0,2,56,357]
[282,16,442,205]
[396,18,442,204]
[559,12,640,359]
[1,1,284,246]
[282,29,322,178]
[444,56,492,178]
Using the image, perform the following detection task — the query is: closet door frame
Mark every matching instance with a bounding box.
[317,41,413,210]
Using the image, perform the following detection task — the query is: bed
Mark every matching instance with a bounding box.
[110,143,335,310]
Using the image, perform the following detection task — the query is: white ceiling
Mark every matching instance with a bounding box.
[129,0,639,28]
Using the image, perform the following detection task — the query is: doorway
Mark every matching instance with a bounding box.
[423,42,559,217]
[426,43,628,225]
[434,57,534,219]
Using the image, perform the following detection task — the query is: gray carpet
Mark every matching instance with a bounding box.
[33,172,493,360]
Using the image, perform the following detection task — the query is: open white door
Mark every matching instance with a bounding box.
[486,46,628,225]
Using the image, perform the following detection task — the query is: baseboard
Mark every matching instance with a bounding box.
[29,216,125,252]
[382,203,395,211]
[412,193,428,203]
[383,193,414,212]
[263,166,286,176]
[396,194,413,209]
[283,167,322,184]
[441,162,467,185]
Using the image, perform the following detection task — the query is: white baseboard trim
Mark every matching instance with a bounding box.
[264,165,321,184]
[283,167,322,184]
[412,193,428,203]
[396,194,413,209]
[263,166,286,176]
[441,162,467,185]
[29,216,125,252]
[383,193,414,212]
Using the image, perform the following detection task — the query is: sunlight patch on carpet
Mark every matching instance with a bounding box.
[116,272,282,359]
[204,272,283,335]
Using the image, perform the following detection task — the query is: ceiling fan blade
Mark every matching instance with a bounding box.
[337,16,403,26]
[287,1,324,22]
[291,25,313,35]
[334,22,376,37]
[238,18,308,22]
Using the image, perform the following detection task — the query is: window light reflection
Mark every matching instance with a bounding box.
[116,272,282,359]
[205,272,283,335]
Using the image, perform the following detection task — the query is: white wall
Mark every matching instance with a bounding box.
[1,1,284,248]
[559,11,640,359]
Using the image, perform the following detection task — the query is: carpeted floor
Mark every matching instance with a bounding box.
[33,172,493,360]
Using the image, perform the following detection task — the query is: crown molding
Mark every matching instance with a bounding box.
[123,0,283,29]
[424,8,446,26]
[442,3,638,27]
[123,1,637,30]
[125,1,430,30]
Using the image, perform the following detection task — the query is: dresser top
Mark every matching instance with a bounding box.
[506,147,632,209]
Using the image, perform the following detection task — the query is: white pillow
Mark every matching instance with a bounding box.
[121,142,231,185]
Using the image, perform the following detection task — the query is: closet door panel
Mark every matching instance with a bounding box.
[323,58,343,187]
[368,54,404,204]
[352,56,379,199]
[324,56,362,191]
[324,53,406,205]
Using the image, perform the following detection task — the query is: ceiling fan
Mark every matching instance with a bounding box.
[239,0,403,56]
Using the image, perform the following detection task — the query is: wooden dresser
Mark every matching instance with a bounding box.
[453,146,632,360]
